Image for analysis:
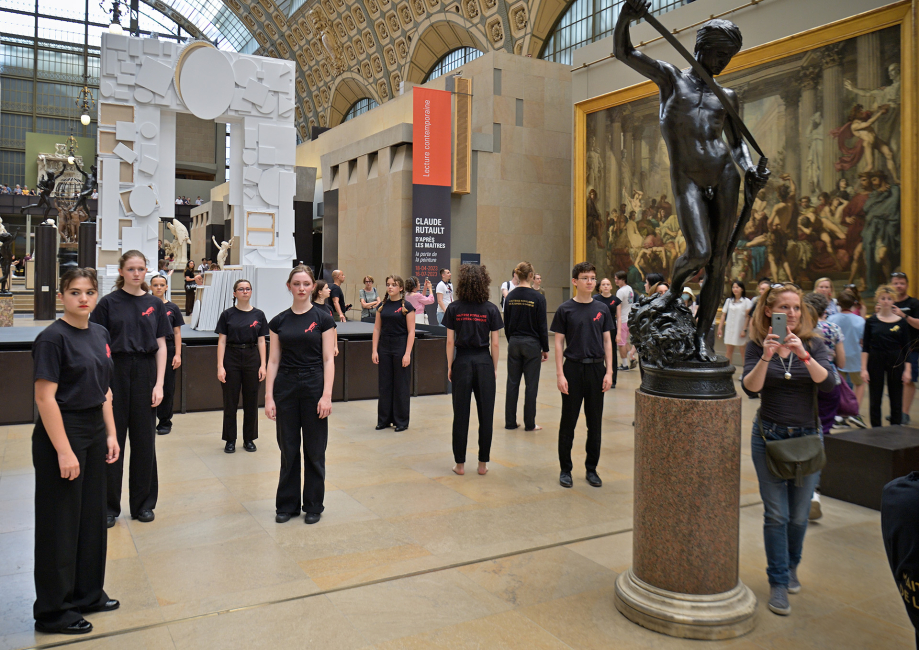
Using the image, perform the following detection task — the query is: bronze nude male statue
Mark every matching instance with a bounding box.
[615,0,770,361]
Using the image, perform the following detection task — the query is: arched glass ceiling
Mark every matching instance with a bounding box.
[151,0,256,51]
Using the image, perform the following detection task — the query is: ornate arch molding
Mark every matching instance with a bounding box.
[405,14,489,83]
[328,73,381,126]
[524,0,570,57]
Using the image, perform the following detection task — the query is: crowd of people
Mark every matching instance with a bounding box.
[0,184,98,199]
[27,246,919,634]
[174,196,203,205]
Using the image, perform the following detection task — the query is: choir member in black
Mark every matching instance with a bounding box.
[265,266,336,524]
[312,279,340,357]
[90,250,169,527]
[150,275,183,435]
[32,269,120,635]
[551,262,614,489]
[216,279,268,453]
[372,275,416,431]
[444,264,503,476]
[183,260,197,316]
[502,261,549,431]
[861,284,912,427]
[593,277,620,387]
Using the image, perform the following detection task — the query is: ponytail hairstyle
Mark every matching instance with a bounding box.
[312,279,328,302]
[378,274,408,314]
[59,267,97,294]
[232,278,251,306]
[115,249,149,293]
[513,261,534,283]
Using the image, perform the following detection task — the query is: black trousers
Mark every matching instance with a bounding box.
[868,354,904,427]
[222,346,261,442]
[32,408,109,629]
[109,353,158,518]
[505,336,542,430]
[611,327,618,386]
[452,348,496,463]
[558,360,605,473]
[377,336,411,428]
[274,367,327,515]
[184,288,195,315]
[156,342,177,427]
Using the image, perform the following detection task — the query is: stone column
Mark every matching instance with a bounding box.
[821,44,845,193]
[856,31,882,96]
[610,109,623,213]
[644,114,662,197]
[621,113,634,201]
[798,67,820,194]
[616,386,756,639]
[780,86,801,185]
[632,122,644,193]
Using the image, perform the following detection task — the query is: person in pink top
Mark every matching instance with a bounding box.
[405,276,435,325]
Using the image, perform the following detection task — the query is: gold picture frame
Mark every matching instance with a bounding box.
[573,1,917,286]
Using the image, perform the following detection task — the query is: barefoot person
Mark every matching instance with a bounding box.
[265,266,336,524]
[552,262,614,489]
[90,250,168,527]
[444,264,503,476]
[32,269,120,635]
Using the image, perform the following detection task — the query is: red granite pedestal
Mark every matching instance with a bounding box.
[614,388,757,639]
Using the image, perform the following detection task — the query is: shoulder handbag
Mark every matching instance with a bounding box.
[836,376,859,417]
[758,360,826,486]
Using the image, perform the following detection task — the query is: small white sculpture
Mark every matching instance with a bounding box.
[166,220,190,268]
[212,235,234,269]
[42,218,57,228]
[0,217,7,236]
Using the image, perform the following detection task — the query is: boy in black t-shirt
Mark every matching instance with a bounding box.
[550,262,614,489]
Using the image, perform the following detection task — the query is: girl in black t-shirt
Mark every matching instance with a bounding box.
[183,260,197,316]
[32,269,120,635]
[216,279,268,453]
[90,250,168,527]
[265,265,336,524]
[312,280,339,356]
[861,285,912,427]
[593,278,620,388]
[443,264,503,476]
[150,275,183,436]
[372,275,415,431]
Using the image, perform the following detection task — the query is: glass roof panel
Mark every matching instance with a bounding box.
[160,0,253,51]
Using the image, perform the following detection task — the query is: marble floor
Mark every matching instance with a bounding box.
[0,337,913,649]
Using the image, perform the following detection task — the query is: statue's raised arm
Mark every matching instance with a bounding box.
[614,0,679,92]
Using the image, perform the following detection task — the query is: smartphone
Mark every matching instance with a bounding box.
[771,312,787,344]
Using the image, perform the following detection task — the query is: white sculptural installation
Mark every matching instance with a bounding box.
[165,220,190,268]
[212,235,234,269]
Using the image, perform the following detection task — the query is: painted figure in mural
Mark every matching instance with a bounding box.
[805,112,823,194]
[844,63,901,154]
[861,170,900,292]
[20,169,60,219]
[586,189,603,247]
[586,136,603,193]
[615,0,770,360]
[831,104,899,184]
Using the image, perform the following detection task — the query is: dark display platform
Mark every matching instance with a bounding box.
[821,426,919,511]
[0,321,448,425]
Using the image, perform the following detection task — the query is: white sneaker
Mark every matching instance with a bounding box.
[809,493,822,521]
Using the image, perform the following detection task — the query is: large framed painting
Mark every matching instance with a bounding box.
[574,2,916,300]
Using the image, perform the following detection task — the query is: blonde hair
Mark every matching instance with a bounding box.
[748,283,818,345]
[513,261,534,283]
[814,277,834,298]
[875,284,897,303]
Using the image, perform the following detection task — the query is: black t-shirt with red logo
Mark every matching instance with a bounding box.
[269,306,335,370]
[442,300,503,348]
[378,297,414,338]
[593,293,621,328]
[90,289,171,354]
[162,300,185,342]
[216,306,269,344]
[550,298,613,361]
[33,319,113,410]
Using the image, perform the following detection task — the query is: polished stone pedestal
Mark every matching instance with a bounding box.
[615,370,756,639]
[0,295,12,327]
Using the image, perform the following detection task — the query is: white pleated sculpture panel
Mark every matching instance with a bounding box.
[97,34,297,276]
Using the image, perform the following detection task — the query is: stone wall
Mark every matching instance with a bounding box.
[176,113,217,165]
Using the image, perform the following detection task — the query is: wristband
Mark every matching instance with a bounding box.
[801,351,811,365]
[760,356,769,362]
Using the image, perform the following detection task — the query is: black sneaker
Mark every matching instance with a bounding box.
[156,423,171,435]
[559,472,573,488]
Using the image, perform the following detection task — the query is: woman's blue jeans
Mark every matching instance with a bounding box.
[751,418,822,587]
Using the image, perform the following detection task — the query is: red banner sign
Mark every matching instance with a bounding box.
[412,87,451,187]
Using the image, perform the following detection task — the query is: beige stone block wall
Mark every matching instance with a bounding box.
[176,113,216,165]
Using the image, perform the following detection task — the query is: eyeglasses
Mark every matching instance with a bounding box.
[892,272,908,279]
[236,287,251,292]
[768,282,801,292]
[844,284,858,289]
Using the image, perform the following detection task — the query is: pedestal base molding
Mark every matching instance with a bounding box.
[615,568,757,640]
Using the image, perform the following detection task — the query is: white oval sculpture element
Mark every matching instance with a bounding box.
[130,185,158,217]
[134,87,154,103]
[100,81,115,97]
[233,58,259,87]
[242,149,257,165]
[179,48,234,120]
[257,167,281,205]
[140,122,158,139]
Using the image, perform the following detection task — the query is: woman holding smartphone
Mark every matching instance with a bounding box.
[742,283,834,617]
[373,275,415,431]
[216,279,268,453]
[32,269,120,635]
[90,250,169,527]
[265,266,336,524]
[405,276,435,325]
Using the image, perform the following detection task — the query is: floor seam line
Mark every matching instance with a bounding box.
[23,499,765,650]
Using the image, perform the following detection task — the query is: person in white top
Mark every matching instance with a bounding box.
[195,196,203,205]
[614,271,636,369]
[500,271,519,312]
[717,280,753,365]
[435,268,453,326]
